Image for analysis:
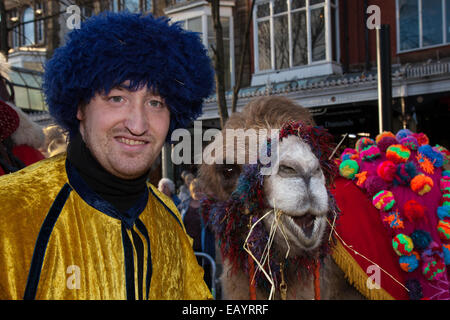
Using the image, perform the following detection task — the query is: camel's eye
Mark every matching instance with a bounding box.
[219,164,241,180]
[279,164,296,175]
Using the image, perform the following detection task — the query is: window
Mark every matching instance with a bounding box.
[36,3,44,44]
[173,12,234,90]
[8,9,20,49]
[254,0,338,72]
[110,0,152,13]
[397,0,450,52]
[23,7,35,46]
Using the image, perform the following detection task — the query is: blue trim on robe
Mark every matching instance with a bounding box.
[23,183,72,300]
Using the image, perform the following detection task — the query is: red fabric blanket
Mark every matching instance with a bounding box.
[331,177,409,300]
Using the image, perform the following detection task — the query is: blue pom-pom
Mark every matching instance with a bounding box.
[443,245,450,265]
[437,206,450,220]
[399,254,419,272]
[418,145,444,168]
[396,129,413,141]
[411,229,432,249]
[443,170,450,178]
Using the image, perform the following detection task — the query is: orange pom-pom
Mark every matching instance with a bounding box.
[410,174,434,195]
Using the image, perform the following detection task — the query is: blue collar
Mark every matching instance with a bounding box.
[65,158,149,229]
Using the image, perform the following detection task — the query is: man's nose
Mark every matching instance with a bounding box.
[124,102,148,136]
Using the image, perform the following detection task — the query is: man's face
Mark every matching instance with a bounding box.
[77,83,170,180]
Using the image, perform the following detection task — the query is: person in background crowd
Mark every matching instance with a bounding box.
[158,177,181,207]
[0,100,45,175]
[0,53,45,175]
[178,172,195,203]
[179,178,216,290]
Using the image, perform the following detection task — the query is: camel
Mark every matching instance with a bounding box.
[198,96,450,300]
[198,96,363,299]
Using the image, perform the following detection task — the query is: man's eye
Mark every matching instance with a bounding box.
[149,99,165,108]
[109,96,124,103]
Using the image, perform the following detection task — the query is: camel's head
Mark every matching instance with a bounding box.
[199,97,338,264]
[263,132,331,253]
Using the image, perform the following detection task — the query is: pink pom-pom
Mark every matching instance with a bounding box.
[377,136,398,153]
[400,136,419,150]
[377,161,397,182]
[360,145,381,161]
[373,190,395,211]
[365,175,390,197]
[413,132,429,146]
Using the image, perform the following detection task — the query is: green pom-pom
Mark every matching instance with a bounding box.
[339,159,359,179]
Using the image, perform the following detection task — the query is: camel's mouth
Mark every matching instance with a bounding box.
[291,214,316,238]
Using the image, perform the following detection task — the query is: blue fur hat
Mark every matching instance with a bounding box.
[43,12,214,140]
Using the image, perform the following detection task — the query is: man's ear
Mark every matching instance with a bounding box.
[76,106,84,121]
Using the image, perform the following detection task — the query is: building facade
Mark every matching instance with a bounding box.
[2,0,450,179]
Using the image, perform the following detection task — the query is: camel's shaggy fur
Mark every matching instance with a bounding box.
[199,96,363,300]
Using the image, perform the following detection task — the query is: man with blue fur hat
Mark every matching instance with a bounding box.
[0,12,215,300]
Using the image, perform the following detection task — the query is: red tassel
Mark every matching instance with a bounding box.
[314,259,321,300]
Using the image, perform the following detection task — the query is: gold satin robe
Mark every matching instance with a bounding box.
[0,154,211,300]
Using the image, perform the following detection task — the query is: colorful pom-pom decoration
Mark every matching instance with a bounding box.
[416,152,435,175]
[376,131,396,144]
[386,144,411,163]
[410,174,434,196]
[373,190,395,211]
[422,259,446,281]
[393,162,417,186]
[340,148,358,162]
[383,210,404,229]
[434,145,450,165]
[399,252,420,272]
[400,136,419,151]
[405,279,423,300]
[392,234,414,256]
[443,244,450,265]
[365,175,389,197]
[339,159,359,179]
[437,206,450,220]
[413,132,429,146]
[411,229,432,249]
[396,129,413,141]
[377,161,397,182]
[440,176,450,193]
[355,171,368,187]
[418,145,444,168]
[377,136,398,153]
[403,200,426,222]
[355,137,375,153]
[359,145,381,161]
[437,220,450,241]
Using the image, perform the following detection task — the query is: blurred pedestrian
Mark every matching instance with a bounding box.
[178,172,195,203]
[180,178,216,290]
[158,177,181,207]
[0,100,45,175]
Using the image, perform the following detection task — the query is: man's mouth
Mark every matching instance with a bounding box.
[117,137,148,146]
